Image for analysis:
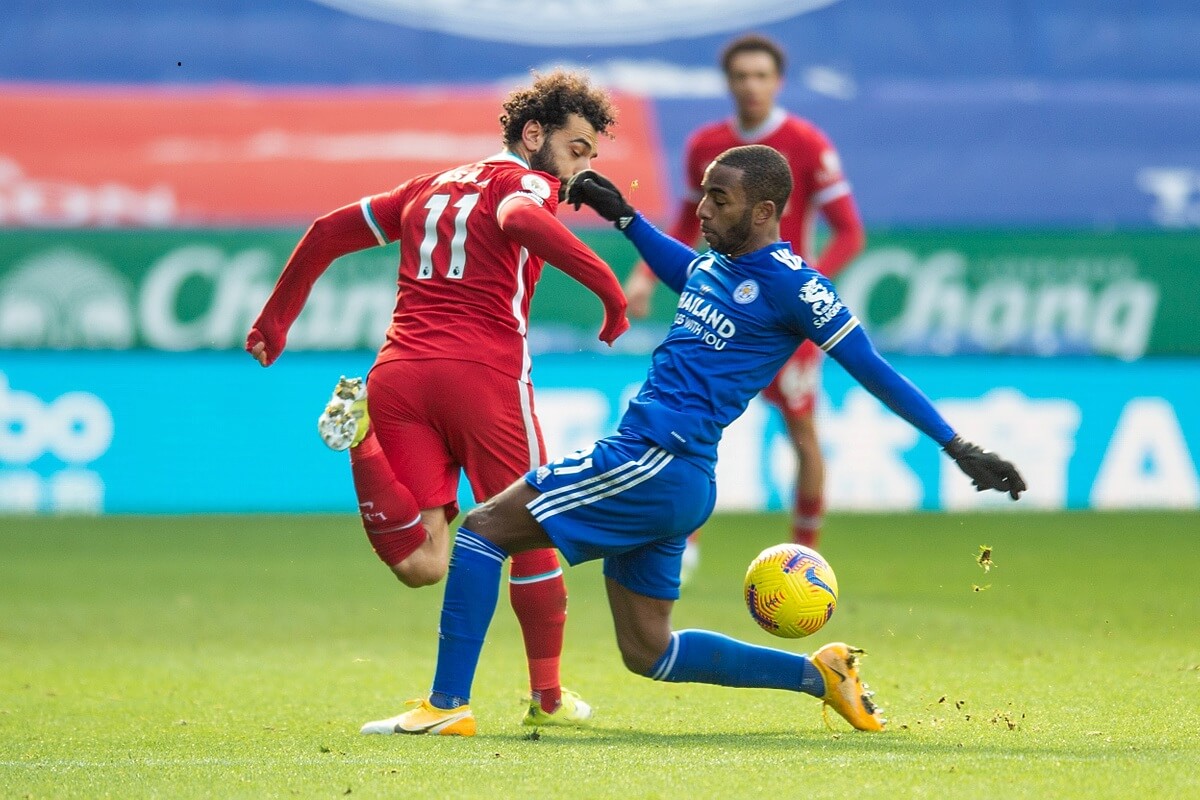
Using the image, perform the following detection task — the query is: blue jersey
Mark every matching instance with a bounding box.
[617,214,955,469]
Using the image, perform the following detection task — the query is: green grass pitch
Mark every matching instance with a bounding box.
[2,511,1198,799]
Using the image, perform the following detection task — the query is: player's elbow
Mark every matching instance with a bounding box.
[308,211,339,238]
[849,227,866,257]
[838,223,866,259]
[301,212,344,255]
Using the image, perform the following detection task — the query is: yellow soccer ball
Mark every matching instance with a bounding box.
[744,543,839,638]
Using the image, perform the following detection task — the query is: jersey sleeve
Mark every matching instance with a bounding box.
[492,168,561,219]
[784,269,860,353]
[360,179,415,244]
[784,267,956,445]
[799,125,851,208]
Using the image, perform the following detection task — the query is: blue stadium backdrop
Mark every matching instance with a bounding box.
[1,1,1198,514]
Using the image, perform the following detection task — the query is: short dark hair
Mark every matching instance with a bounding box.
[721,34,787,77]
[714,145,793,218]
[499,70,617,148]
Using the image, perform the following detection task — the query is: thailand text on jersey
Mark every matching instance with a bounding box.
[618,236,858,468]
[361,153,560,383]
[684,108,850,263]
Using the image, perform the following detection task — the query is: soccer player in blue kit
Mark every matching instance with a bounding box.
[364,145,1026,737]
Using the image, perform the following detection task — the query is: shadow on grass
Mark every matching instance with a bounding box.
[512,725,1122,760]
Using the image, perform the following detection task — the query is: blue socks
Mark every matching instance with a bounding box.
[648,629,825,696]
[429,528,508,710]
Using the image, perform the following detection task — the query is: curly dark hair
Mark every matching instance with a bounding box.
[715,145,793,219]
[500,70,617,148]
[721,33,787,77]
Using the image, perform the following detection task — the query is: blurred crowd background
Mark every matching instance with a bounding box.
[2,0,1197,515]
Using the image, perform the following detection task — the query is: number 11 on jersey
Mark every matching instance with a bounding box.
[418,193,481,280]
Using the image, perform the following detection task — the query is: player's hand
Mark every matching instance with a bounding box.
[245,326,283,368]
[598,295,631,345]
[944,435,1027,500]
[599,313,630,346]
[566,170,635,230]
[623,266,657,319]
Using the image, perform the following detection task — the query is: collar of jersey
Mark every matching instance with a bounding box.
[490,150,530,168]
[732,107,787,141]
[710,240,792,266]
[705,239,801,273]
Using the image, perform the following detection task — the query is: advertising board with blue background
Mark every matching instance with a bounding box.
[3,352,1196,515]
[3,2,1199,515]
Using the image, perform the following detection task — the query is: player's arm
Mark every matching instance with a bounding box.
[799,276,1026,499]
[496,196,629,345]
[828,325,1026,499]
[804,133,865,277]
[812,194,865,277]
[246,202,381,366]
[566,170,697,295]
[625,197,702,316]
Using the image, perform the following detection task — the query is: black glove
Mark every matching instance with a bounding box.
[566,170,636,230]
[944,435,1027,500]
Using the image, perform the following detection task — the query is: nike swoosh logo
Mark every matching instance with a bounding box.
[825,663,847,682]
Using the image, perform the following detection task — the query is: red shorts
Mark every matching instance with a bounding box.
[760,340,823,418]
[366,358,546,520]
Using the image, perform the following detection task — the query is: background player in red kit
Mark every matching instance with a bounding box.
[246,71,629,728]
[625,34,865,569]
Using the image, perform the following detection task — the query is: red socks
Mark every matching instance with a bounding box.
[792,495,823,548]
[509,548,566,712]
[349,431,426,566]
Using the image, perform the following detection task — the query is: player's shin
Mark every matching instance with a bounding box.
[349,432,425,566]
[429,528,508,709]
[647,629,825,697]
[509,548,566,712]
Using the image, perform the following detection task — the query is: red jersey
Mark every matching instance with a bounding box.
[362,154,561,382]
[680,109,851,272]
[248,153,626,373]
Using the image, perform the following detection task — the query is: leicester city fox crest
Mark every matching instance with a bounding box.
[733,280,760,304]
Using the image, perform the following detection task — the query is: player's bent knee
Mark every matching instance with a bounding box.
[461,491,527,542]
[391,558,445,588]
[616,632,672,676]
[460,505,491,535]
[364,522,443,587]
[366,527,424,565]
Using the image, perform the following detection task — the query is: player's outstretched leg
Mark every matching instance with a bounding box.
[643,629,886,732]
[509,548,593,726]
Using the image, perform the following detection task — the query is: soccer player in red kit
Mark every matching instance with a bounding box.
[246,71,629,730]
[624,34,865,569]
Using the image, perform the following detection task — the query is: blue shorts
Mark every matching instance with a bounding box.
[524,433,716,600]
